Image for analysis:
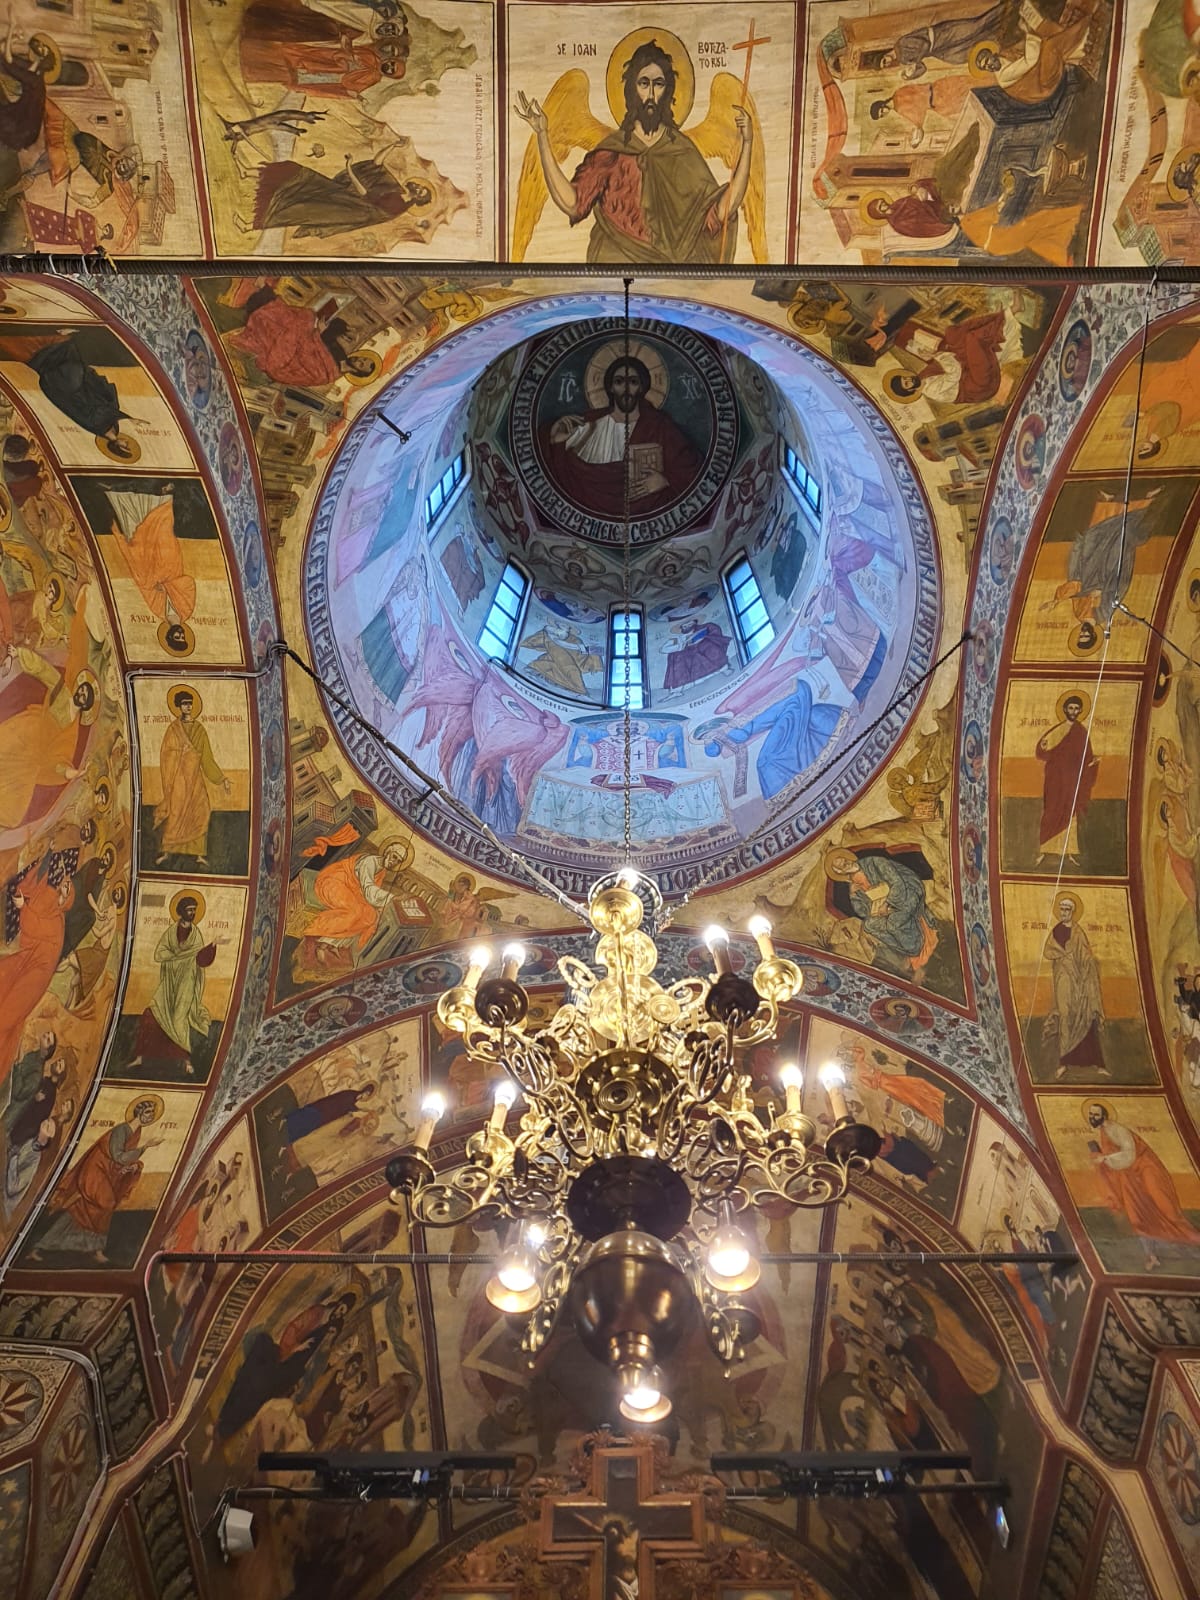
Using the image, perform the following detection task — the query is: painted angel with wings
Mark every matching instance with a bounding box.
[513,32,766,264]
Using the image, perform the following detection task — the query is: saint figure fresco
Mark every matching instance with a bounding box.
[1035,691,1098,865]
[155,687,230,866]
[1084,1099,1200,1269]
[513,30,766,263]
[1042,892,1107,1079]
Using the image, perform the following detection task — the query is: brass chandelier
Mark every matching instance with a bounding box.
[387,868,881,1422]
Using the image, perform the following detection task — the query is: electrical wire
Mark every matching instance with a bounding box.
[277,643,588,925]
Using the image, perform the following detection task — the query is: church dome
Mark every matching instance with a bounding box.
[307,296,939,893]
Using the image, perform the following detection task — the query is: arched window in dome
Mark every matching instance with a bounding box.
[724,554,775,663]
[607,608,647,711]
[781,439,821,522]
[425,447,470,531]
[479,560,529,663]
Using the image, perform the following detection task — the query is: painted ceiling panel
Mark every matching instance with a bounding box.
[0,1,1189,268]
[0,6,1196,1586]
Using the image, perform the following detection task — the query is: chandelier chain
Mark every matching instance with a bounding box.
[621,275,634,867]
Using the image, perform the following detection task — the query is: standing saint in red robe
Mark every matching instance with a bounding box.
[1035,692,1098,863]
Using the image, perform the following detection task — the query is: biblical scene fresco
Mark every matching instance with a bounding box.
[315,299,938,891]
[701,676,965,1004]
[19,1083,200,1268]
[506,4,796,263]
[1001,881,1156,1086]
[189,0,495,259]
[998,677,1137,877]
[0,8,1175,267]
[956,1110,1091,1394]
[0,383,133,1257]
[74,474,244,667]
[751,279,1062,562]
[799,0,1116,266]
[1013,472,1198,666]
[803,1016,974,1218]
[279,671,555,1004]
[1037,1093,1200,1274]
[1138,495,1200,1137]
[0,1,202,257]
[184,1201,438,1597]
[1104,2,1200,266]
[0,324,195,472]
[812,1200,1042,1598]
[150,1115,263,1382]
[1075,311,1200,472]
[251,1019,421,1221]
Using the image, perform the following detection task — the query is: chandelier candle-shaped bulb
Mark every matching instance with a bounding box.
[490,1077,518,1132]
[501,942,527,982]
[705,925,732,977]
[747,914,776,961]
[779,1061,804,1114]
[819,1062,850,1122]
[415,1090,448,1151]
[617,867,640,890]
[464,945,491,991]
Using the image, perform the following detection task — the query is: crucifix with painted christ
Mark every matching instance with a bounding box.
[540,1438,706,1599]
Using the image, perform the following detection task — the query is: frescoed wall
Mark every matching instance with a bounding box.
[0,4,1186,266]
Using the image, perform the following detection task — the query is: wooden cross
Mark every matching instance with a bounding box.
[733,17,772,92]
[720,19,772,262]
[540,1439,705,1599]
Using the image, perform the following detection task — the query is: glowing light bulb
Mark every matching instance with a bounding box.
[489,1077,518,1132]
[704,925,732,976]
[708,1233,751,1281]
[747,914,775,960]
[617,867,640,890]
[415,1090,447,1151]
[497,1256,537,1294]
[779,1061,803,1113]
[616,1362,671,1422]
[623,1379,661,1412]
[820,1061,849,1121]
[705,1206,761,1292]
[465,946,490,989]
[525,1222,547,1248]
[501,942,527,981]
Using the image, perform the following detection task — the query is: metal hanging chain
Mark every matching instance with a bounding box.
[658,630,973,930]
[621,275,634,867]
[277,644,588,925]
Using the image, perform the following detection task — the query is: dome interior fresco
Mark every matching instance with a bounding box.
[0,3,1199,1600]
[317,300,936,885]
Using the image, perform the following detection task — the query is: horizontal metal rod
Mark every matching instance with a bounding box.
[152,1248,1077,1269]
[231,1479,1006,1505]
[0,254,1185,286]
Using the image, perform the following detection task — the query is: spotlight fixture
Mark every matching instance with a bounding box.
[386,867,881,1402]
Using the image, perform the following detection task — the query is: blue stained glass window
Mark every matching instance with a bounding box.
[723,555,775,661]
[608,609,647,709]
[479,561,529,663]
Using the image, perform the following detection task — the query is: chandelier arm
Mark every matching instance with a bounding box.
[408,1163,500,1226]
